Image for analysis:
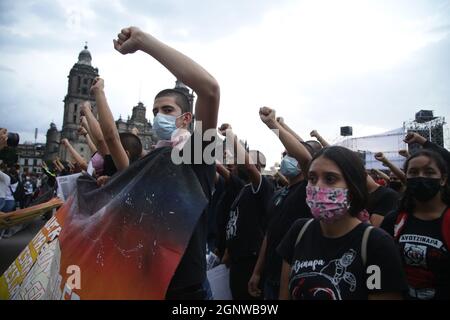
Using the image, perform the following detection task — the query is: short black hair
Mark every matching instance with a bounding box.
[119,132,143,163]
[304,140,323,156]
[154,89,191,114]
[309,146,368,217]
[400,149,450,212]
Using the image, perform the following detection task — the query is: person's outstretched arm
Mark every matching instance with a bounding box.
[248,235,268,298]
[405,132,450,167]
[114,27,220,132]
[215,162,231,182]
[310,130,330,147]
[77,126,97,155]
[274,171,289,187]
[374,152,406,183]
[279,260,291,300]
[372,168,390,183]
[80,103,110,156]
[276,117,304,142]
[219,124,261,189]
[0,128,7,151]
[90,78,129,171]
[259,107,312,175]
[61,139,88,170]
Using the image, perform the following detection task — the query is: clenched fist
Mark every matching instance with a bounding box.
[113,27,143,55]
[61,138,69,147]
[374,152,386,163]
[77,126,88,136]
[90,77,104,95]
[404,132,427,145]
[218,123,232,137]
[259,106,276,125]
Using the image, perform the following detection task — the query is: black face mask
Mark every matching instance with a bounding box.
[388,181,403,192]
[406,177,442,202]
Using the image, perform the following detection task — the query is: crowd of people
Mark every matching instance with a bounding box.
[1,26,449,300]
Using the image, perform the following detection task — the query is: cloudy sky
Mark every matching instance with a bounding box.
[1,0,449,166]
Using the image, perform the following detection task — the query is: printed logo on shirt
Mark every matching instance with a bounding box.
[226,208,239,240]
[290,249,357,300]
[292,259,325,273]
[399,234,444,250]
[404,243,427,267]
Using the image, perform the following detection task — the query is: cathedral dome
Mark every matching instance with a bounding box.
[78,44,92,66]
[48,122,58,132]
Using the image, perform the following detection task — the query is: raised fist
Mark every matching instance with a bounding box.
[276,117,284,125]
[374,152,386,163]
[90,77,104,95]
[259,106,276,125]
[61,138,69,147]
[404,132,427,145]
[131,127,139,136]
[310,130,319,138]
[218,123,232,136]
[113,27,143,55]
[77,126,88,136]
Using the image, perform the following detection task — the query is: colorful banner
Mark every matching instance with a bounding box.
[0,148,208,299]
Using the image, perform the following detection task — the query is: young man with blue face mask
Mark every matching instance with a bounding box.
[151,88,193,149]
[114,26,220,300]
[248,107,313,300]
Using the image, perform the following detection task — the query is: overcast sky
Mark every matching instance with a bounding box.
[1,0,449,166]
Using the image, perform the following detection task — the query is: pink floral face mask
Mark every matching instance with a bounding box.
[306,186,350,224]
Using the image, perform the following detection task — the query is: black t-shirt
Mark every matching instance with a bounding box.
[277,219,408,300]
[206,175,226,252]
[264,180,311,282]
[367,186,400,217]
[381,209,450,300]
[226,175,274,262]
[215,174,246,258]
[102,154,118,177]
[166,133,216,292]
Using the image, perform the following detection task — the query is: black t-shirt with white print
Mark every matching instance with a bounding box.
[381,209,450,300]
[264,180,311,282]
[277,219,408,300]
[226,175,274,262]
[215,174,246,258]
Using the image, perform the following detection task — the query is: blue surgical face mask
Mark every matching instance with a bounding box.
[280,155,300,178]
[153,113,179,140]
